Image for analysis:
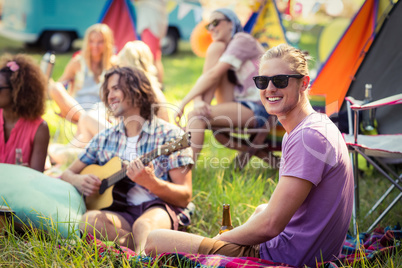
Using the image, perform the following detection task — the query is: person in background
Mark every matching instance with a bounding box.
[117,40,169,122]
[47,23,115,164]
[61,66,193,254]
[0,54,50,172]
[145,44,353,267]
[133,0,168,84]
[48,23,115,124]
[65,40,171,152]
[174,8,269,161]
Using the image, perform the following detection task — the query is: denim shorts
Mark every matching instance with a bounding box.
[239,101,270,128]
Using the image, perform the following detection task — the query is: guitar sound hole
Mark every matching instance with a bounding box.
[99,180,109,194]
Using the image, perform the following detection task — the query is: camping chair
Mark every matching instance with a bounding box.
[212,95,326,170]
[343,93,402,234]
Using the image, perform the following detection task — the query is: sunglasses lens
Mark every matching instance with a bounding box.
[205,19,224,30]
[272,76,289,89]
[254,77,268,89]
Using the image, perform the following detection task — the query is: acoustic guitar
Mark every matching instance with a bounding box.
[81,132,191,211]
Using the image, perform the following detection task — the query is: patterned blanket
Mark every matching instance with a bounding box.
[84,225,401,268]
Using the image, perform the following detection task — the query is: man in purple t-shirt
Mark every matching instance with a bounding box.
[145,44,353,267]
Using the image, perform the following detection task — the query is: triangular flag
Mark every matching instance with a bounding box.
[178,3,194,20]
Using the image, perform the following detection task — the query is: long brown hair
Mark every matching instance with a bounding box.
[101,66,159,120]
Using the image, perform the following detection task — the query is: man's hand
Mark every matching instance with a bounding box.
[76,174,101,197]
[126,158,157,189]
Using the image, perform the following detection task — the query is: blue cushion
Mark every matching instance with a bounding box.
[0,164,85,238]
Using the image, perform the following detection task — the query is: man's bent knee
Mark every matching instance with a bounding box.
[144,229,163,256]
[79,210,104,233]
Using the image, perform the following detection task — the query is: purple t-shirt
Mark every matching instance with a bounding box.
[259,112,354,267]
[219,32,265,103]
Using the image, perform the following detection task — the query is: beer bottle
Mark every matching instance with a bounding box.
[361,83,375,132]
[15,148,23,165]
[40,51,56,83]
[219,204,234,234]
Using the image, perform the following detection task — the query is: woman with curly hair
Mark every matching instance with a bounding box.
[0,54,50,172]
[48,23,115,124]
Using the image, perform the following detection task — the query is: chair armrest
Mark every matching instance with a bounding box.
[350,93,402,111]
[345,96,364,106]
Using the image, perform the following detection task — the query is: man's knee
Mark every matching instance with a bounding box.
[144,229,162,256]
[132,217,153,234]
[79,210,104,233]
[132,207,171,236]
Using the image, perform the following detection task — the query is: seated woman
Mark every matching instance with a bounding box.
[0,54,50,172]
[174,8,269,161]
[48,23,115,124]
[47,23,115,165]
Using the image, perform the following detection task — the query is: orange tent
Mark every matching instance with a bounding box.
[310,0,377,115]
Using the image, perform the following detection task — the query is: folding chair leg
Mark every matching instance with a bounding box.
[352,147,402,232]
[351,151,359,236]
[366,192,402,233]
[355,147,402,192]
[365,177,400,218]
[364,161,401,218]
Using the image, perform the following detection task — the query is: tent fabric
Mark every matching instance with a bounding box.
[310,0,377,116]
[342,0,402,134]
[99,0,139,52]
[244,0,288,49]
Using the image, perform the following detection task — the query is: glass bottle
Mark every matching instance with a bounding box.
[40,51,56,82]
[361,83,376,132]
[219,204,234,234]
[15,148,23,165]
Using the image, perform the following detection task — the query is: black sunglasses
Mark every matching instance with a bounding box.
[205,18,230,30]
[253,74,304,89]
[0,86,11,91]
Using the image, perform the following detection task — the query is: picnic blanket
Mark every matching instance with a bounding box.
[82,224,401,268]
[337,225,401,266]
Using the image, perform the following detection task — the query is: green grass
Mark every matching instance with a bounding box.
[0,35,401,267]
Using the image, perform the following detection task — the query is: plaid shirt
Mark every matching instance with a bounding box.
[79,117,194,181]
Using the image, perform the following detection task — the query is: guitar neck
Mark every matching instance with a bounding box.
[99,132,190,194]
[140,147,160,166]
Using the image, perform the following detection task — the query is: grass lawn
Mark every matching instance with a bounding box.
[0,33,401,267]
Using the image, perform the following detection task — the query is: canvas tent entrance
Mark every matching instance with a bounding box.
[310,0,401,134]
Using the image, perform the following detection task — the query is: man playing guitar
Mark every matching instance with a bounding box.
[61,66,194,254]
